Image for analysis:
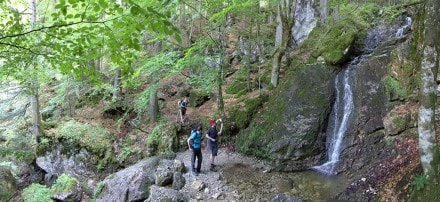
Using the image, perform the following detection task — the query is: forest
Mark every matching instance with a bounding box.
[0,0,439,201]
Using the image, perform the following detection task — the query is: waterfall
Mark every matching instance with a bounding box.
[395,17,412,38]
[312,67,354,175]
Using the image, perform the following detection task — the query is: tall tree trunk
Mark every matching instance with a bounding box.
[217,25,226,113]
[271,0,295,88]
[113,69,122,100]
[29,0,41,139]
[149,87,159,122]
[320,0,328,20]
[113,0,123,101]
[418,0,439,174]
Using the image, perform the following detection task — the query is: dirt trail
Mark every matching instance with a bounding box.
[175,147,273,201]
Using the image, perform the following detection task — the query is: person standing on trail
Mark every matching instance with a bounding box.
[206,119,223,171]
[177,96,189,123]
[187,125,203,176]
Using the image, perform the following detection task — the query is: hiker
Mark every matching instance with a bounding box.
[177,97,189,123]
[206,118,223,171]
[187,125,203,176]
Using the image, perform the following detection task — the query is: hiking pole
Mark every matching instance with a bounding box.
[176,109,180,123]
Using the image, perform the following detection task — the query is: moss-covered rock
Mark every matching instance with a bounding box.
[22,173,81,202]
[189,90,211,107]
[237,64,336,170]
[0,166,16,201]
[301,18,367,65]
[36,120,116,182]
[146,120,179,156]
[383,104,417,136]
[226,95,267,132]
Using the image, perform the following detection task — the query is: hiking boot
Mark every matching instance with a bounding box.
[191,171,197,177]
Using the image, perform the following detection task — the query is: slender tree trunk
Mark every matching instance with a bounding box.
[113,0,123,101]
[113,69,122,100]
[149,87,159,122]
[271,0,295,88]
[217,25,226,112]
[418,0,440,174]
[247,37,252,92]
[320,0,328,20]
[29,0,41,139]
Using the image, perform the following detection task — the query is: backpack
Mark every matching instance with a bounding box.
[180,100,188,108]
[189,129,201,149]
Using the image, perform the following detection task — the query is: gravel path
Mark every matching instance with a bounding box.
[175,147,273,201]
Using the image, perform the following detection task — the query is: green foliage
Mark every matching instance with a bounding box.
[225,81,247,95]
[134,84,158,119]
[93,181,105,199]
[385,76,407,98]
[411,173,429,191]
[22,173,78,202]
[22,183,52,202]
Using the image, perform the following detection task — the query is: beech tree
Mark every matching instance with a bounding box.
[418,0,440,174]
[271,0,295,88]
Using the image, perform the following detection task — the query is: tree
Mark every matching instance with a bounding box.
[270,0,295,88]
[418,0,440,174]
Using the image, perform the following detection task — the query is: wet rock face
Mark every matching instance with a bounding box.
[268,64,336,171]
[335,19,416,174]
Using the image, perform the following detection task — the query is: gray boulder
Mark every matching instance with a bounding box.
[146,185,189,202]
[94,157,160,202]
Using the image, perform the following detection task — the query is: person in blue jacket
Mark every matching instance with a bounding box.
[187,125,203,176]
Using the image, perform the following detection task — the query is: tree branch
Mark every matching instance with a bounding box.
[0,42,45,56]
[0,17,120,41]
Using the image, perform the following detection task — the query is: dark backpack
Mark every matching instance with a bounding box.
[180,100,188,108]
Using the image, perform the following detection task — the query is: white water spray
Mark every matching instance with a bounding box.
[312,67,354,175]
[395,17,412,38]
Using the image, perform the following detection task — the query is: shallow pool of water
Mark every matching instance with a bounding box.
[222,163,348,201]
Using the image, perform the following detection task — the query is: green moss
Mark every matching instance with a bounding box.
[56,120,114,155]
[237,126,272,159]
[146,120,179,155]
[51,173,78,194]
[392,116,406,129]
[385,76,408,98]
[22,183,52,202]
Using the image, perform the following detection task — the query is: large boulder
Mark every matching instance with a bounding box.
[94,157,160,202]
[95,158,186,201]
[237,64,336,171]
[0,166,16,201]
[36,146,99,184]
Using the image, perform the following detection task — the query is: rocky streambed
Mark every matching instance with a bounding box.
[174,148,348,201]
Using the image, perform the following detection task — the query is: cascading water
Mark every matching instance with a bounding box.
[395,17,412,38]
[312,16,413,176]
[312,66,354,175]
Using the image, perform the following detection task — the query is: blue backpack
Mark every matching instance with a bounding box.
[190,129,202,149]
